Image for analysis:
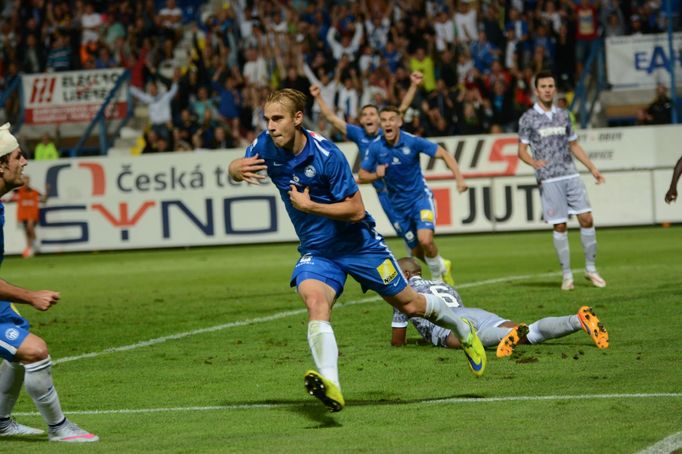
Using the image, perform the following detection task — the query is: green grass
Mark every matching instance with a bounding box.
[2,226,681,452]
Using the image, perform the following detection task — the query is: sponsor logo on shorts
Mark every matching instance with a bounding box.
[297,254,314,266]
[4,328,19,341]
[420,209,434,222]
[376,259,398,284]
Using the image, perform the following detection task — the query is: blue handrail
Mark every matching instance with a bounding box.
[570,39,606,128]
[69,69,131,157]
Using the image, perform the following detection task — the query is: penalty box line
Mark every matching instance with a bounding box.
[54,269,569,366]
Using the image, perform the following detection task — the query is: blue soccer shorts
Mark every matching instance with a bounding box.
[393,194,437,250]
[0,303,31,361]
[290,250,407,299]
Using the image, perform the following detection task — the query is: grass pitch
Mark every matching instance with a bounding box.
[2,225,681,453]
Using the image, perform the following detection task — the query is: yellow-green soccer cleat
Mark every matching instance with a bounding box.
[577,306,609,349]
[442,259,455,286]
[460,318,486,377]
[304,370,345,412]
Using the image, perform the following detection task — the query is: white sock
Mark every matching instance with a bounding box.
[307,321,340,388]
[423,293,470,341]
[580,227,598,272]
[23,356,65,426]
[477,326,514,347]
[526,315,582,344]
[552,231,572,279]
[0,360,24,418]
[424,255,445,282]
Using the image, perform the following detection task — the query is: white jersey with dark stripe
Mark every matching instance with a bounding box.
[518,103,579,182]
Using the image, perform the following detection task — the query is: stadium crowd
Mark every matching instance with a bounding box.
[0,0,678,155]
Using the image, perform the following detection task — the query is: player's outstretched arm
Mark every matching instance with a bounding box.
[0,279,59,311]
[228,155,268,184]
[398,71,424,115]
[569,141,605,184]
[665,155,682,203]
[309,85,347,135]
[288,186,366,222]
[436,146,468,192]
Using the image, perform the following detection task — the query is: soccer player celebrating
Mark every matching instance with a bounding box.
[517,70,606,291]
[358,106,467,285]
[391,257,609,356]
[0,123,98,442]
[309,71,424,241]
[228,89,485,413]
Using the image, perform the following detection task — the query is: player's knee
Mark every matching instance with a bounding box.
[17,338,49,364]
[553,223,567,233]
[578,214,594,227]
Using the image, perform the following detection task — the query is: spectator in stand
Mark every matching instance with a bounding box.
[456,85,489,135]
[34,134,60,160]
[637,84,672,125]
[488,79,517,132]
[94,45,117,69]
[303,60,342,125]
[433,8,455,52]
[45,32,72,72]
[326,14,363,61]
[242,46,270,89]
[422,79,458,136]
[437,48,459,88]
[80,2,103,64]
[604,11,626,36]
[20,34,45,74]
[567,0,602,77]
[211,66,243,138]
[469,30,501,75]
[362,0,392,51]
[506,8,531,68]
[409,47,436,92]
[158,0,183,40]
[554,23,576,91]
[454,0,478,44]
[129,68,180,141]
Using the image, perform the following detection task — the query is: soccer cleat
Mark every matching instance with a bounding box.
[48,419,99,442]
[561,277,574,291]
[577,306,609,349]
[304,370,345,412]
[585,271,606,288]
[496,323,529,358]
[459,318,486,377]
[0,419,44,436]
[442,259,455,286]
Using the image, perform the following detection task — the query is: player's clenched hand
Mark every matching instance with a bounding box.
[456,180,468,193]
[665,188,677,204]
[309,85,321,98]
[376,164,387,178]
[289,185,312,212]
[29,290,60,311]
[228,155,267,184]
[592,169,605,184]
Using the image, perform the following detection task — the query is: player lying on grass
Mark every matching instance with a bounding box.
[392,258,609,357]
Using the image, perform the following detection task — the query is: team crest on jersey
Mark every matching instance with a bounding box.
[376,259,398,284]
[401,146,410,155]
[4,328,19,341]
[304,165,316,178]
[392,157,400,165]
[420,209,434,222]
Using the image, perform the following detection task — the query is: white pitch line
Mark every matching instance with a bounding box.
[637,430,682,454]
[13,392,682,417]
[54,269,569,365]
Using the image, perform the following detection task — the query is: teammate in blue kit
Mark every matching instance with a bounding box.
[228,89,486,412]
[518,71,606,291]
[0,123,98,442]
[391,258,609,356]
[358,106,467,285]
[309,71,424,241]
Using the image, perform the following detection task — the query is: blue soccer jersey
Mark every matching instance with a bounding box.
[346,123,384,192]
[361,130,438,212]
[246,128,379,256]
